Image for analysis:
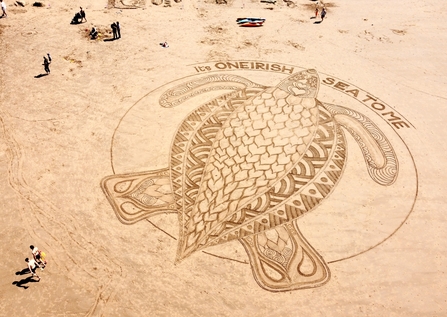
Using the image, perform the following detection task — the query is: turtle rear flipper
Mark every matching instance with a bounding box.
[101,168,176,224]
[240,221,330,291]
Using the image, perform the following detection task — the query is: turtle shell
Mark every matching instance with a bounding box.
[168,70,347,261]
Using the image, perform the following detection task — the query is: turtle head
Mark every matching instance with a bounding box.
[277,69,319,98]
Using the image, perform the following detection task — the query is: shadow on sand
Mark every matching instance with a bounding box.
[12,276,39,289]
[34,73,48,78]
[12,269,40,289]
[15,268,31,276]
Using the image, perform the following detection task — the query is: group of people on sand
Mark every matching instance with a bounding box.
[69,6,120,41]
[111,21,121,40]
[25,245,47,281]
[89,21,121,40]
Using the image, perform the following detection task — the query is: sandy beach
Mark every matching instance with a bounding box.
[0,0,446,316]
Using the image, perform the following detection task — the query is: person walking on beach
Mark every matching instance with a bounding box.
[25,257,41,281]
[80,7,86,22]
[43,56,50,74]
[1,0,7,18]
[116,21,121,39]
[315,7,319,19]
[30,245,47,268]
[321,7,327,21]
[35,253,46,268]
[111,22,117,39]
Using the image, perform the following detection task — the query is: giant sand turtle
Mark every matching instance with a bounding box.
[101,69,398,291]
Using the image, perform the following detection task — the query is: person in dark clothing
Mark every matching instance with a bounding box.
[116,21,121,39]
[80,7,86,22]
[111,22,117,39]
[90,26,98,39]
[321,8,327,21]
[43,56,50,74]
[71,12,82,24]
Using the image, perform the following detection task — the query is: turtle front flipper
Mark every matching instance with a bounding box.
[240,221,330,292]
[323,103,398,185]
[101,168,176,224]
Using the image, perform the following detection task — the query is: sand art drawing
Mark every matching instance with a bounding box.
[102,65,416,292]
[108,0,146,9]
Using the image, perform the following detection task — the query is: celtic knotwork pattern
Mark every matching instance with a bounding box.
[159,74,265,108]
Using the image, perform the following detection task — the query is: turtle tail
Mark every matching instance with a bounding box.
[159,74,265,108]
[322,102,398,186]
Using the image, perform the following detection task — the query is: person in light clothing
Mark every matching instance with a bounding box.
[1,0,7,18]
[25,257,41,281]
[30,245,47,268]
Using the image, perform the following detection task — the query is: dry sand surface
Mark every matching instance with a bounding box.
[0,0,446,316]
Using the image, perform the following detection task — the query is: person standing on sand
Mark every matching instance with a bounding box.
[25,258,41,281]
[43,56,50,74]
[321,7,327,21]
[1,0,7,18]
[315,7,319,19]
[116,21,121,39]
[80,7,86,22]
[111,22,117,39]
